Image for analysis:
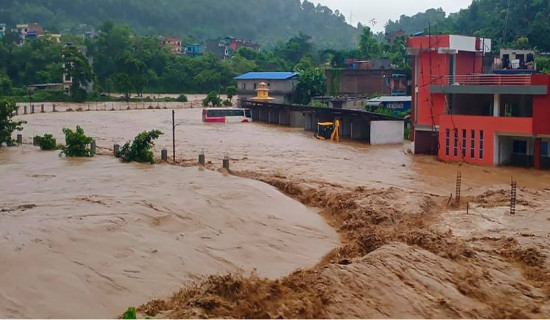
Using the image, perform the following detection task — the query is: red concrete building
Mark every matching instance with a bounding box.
[407,34,550,169]
[159,37,183,55]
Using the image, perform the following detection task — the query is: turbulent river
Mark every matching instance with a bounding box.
[2,105,550,318]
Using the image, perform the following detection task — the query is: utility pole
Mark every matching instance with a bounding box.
[172,110,176,162]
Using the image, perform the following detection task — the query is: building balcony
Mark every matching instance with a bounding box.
[440,114,533,135]
[430,74,547,95]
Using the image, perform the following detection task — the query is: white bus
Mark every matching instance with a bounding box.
[202,108,253,123]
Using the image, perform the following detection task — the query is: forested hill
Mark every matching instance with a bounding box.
[385,0,550,52]
[0,0,360,48]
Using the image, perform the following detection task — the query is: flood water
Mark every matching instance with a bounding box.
[3,106,550,318]
[16,107,550,194]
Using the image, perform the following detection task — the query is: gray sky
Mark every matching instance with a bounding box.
[314,0,473,32]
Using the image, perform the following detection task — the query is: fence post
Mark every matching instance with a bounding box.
[41,104,45,113]
[53,104,56,112]
[113,144,120,156]
[17,134,22,145]
[199,150,205,166]
[90,140,96,154]
[223,154,230,170]
[31,105,35,114]
[24,106,27,114]
[161,149,168,161]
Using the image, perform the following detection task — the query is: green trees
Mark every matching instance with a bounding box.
[225,86,237,102]
[63,46,93,102]
[0,99,25,146]
[34,134,57,150]
[116,130,163,163]
[293,64,326,105]
[59,126,94,157]
[202,91,222,107]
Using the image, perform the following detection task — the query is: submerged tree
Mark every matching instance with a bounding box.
[0,99,25,146]
[116,130,163,164]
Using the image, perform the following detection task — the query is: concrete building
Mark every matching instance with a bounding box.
[14,23,43,45]
[185,44,202,58]
[407,34,550,169]
[235,72,299,104]
[159,37,183,55]
[205,36,260,60]
[0,24,6,38]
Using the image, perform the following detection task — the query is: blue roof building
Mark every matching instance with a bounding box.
[235,72,299,104]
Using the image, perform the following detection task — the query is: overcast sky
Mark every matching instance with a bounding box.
[314,0,473,32]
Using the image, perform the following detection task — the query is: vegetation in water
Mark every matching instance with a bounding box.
[34,134,57,150]
[202,91,222,107]
[116,130,163,164]
[59,125,95,157]
[121,307,137,319]
[0,99,25,147]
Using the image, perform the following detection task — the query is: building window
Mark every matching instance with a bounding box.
[453,129,458,157]
[445,129,450,156]
[513,140,527,154]
[470,130,475,158]
[462,129,466,158]
[479,130,484,159]
[542,142,549,157]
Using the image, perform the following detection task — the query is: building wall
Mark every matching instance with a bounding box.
[237,79,297,104]
[532,74,550,135]
[370,121,404,145]
[438,115,534,165]
[326,69,397,96]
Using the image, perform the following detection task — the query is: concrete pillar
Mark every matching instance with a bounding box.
[90,140,96,154]
[113,144,120,156]
[535,138,542,169]
[53,104,56,112]
[31,105,35,114]
[493,94,500,117]
[304,113,313,131]
[279,110,290,126]
[289,111,305,128]
[17,134,22,145]
[24,106,27,114]
[351,119,363,140]
[251,108,260,121]
[41,104,45,113]
[342,117,352,137]
[161,149,168,161]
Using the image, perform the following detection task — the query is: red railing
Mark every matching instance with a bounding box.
[431,74,532,86]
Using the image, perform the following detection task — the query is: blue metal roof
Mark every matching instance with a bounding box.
[234,72,298,80]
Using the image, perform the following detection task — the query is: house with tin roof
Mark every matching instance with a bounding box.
[235,72,299,104]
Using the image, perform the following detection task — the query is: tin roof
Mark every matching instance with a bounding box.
[234,72,298,80]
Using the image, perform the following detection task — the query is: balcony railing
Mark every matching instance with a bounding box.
[431,74,532,86]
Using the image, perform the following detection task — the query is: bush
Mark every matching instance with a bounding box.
[116,130,163,164]
[34,134,57,150]
[202,91,222,107]
[59,125,94,157]
[121,307,137,319]
[0,99,25,147]
[222,99,232,107]
[176,94,188,102]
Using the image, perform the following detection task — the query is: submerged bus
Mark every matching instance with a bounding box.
[202,108,253,123]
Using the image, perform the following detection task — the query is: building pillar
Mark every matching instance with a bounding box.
[351,119,362,140]
[342,117,352,137]
[493,94,500,117]
[534,138,542,169]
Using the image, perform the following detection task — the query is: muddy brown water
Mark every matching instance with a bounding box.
[3,107,550,318]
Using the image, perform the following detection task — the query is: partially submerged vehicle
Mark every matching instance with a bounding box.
[315,120,340,142]
[202,108,252,123]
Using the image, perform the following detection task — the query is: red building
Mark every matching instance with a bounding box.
[159,37,183,55]
[407,34,550,169]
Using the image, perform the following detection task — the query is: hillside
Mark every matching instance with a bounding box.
[0,0,360,49]
[385,0,550,52]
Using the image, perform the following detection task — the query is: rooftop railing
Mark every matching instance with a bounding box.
[431,74,533,86]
